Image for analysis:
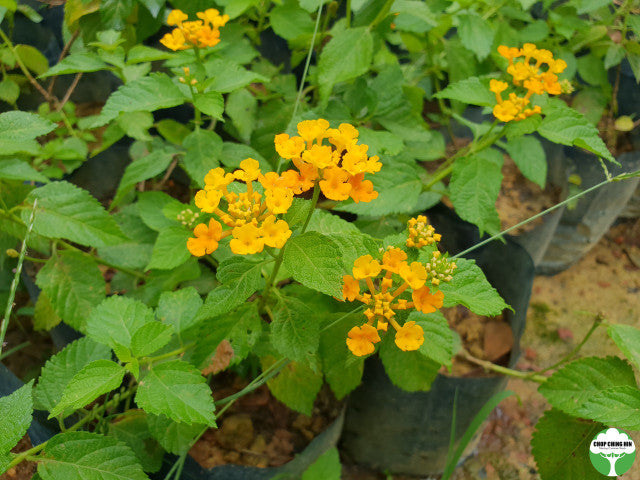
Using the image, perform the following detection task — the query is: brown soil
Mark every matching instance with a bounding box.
[189,379,341,469]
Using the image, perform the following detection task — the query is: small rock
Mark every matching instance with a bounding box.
[557,328,574,341]
[524,348,537,361]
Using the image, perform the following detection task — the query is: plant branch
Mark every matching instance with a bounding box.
[57,72,83,111]
[458,349,547,383]
[47,30,80,98]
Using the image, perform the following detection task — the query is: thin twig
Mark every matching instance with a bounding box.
[47,30,80,98]
[156,157,179,189]
[458,349,547,383]
[57,72,83,111]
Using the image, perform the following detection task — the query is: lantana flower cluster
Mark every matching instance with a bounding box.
[490,43,568,122]
[342,217,457,357]
[160,9,229,51]
[187,159,295,256]
[275,119,380,203]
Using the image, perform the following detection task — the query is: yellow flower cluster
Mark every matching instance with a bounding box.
[407,215,441,248]
[187,159,293,256]
[160,9,229,51]
[490,43,568,122]
[275,119,380,203]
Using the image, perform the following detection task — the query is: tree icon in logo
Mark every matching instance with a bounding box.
[589,428,636,476]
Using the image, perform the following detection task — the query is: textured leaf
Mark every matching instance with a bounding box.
[531,409,604,480]
[439,258,509,316]
[318,27,373,103]
[33,292,62,331]
[92,73,186,127]
[327,232,379,272]
[36,251,106,331]
[270,2,314,39]
[449,148,503,235]
[181,130,222,187]
[302,448,341,480]
[411,311,455,367]
[146,414,204,455]
[193,91,224,119]
[503,136,547,188]
[538,356,637,417]
[306,209,358,235]
[40,52,108,78]
[108,412,164,473]
[34,338,112,412]
[261,356,323,415]
[579,386,640,430]
[379,332,440,392]
[112,150,174,207]
[0,111,56,141]
[135,360,216,426]
[607,324,640,370]
[130,322,174,358]
[137,191,183,231]
[0,159,49,183]
[156,287,203,345]
[204,59,268,93]
[0,382,33,454]
[49,360,126,418]
[0,78,19,104]
[23,182,127,247]
[146,226,191,270]
[458,14,494,60]
[390,0,436,33]
[15,45,48,75]
[39,431,149,480]
[433,76,496,106]
[226,89,256,142]
[86,296,155,351]
[126,45,172,64]
[270,296,319,367]
[283,232,343,297]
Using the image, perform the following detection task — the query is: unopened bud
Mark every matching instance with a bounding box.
[190,79,198,85]
[6,248,19,258]
[183,67,190,75]
[615,116,635,132]
[179,77,186,83]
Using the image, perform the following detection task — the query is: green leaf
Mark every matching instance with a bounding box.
[33,292,62,331]
[39,431,149,480]
[604,44,625,70]
[531,409,604,480]
[0,78,19,103]
[306,209,358,235]
[449,148,503,236]
[92,73,186,127]
[379,332,440,392]
[327,232,379,272]
[226,88,256,142]
[433,76,496,106]
[146,414,204,455]
[390,0,436,33]
[270,296,319,368]
[439,258,509,316]
[458,14,494,60]
[15,45,48,75]
[607,324,640,370]
[24,181,127,247]
[112,150,174,207]
[49,360,126,418]
[108,412,164,473]
[34,338,112,412]
[411,311,455,367]
[131,322,174,357]
[117,111,153,141]
[156,119,190,145]
[39,52,108,78]
[317,27,373,104]
[577,54,607,86]
[283,232,343,297]
[156,287,203,346]
[146,226,191,271]
[579,386,640,430]
[261,356,323,415]
[0,158,49,183]
[135,360,216,425]
[538,100,615,163]
[502,136,547,188]
[36,251,106,331]
[302,447,341,480]
[0,111,55,141]
[181,130,222,187]
[0,382,33,454]
[504,115,542,139]
[204,59,268,93]
[86,296,155,351]
[126,45,172,64]
[538,356,637,417]
[270,2,315,40]
[193,91,224,119]
[137,191,183,231]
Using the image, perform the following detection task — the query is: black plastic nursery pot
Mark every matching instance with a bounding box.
[340,205,535,477]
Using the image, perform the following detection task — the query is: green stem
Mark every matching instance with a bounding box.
[345,0,351,27]
[0,199,37,357]
[301,183,320,233]
[58,240,146,279]
[459,349,547,383]
[368,0,394,30]
[0,341,30,361]
[140,343,194,365]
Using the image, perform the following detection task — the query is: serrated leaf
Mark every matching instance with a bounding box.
[137,191,183,231]
[36,251,106,331]
[86,296,155,351]
[49,360,126,418]
[579,386,640,430]
[379,332,440,392]
[504,115,542,139]
[0,382,33,454]
[40,52,108,78]
[157,287,203,346]
[449,148,504,236]
[193,91,224,119]
[34,338,112,412]
[318,27,373,103]
[204,59,268,93]
[130,322,174,358]
[327,232,379,272]
[33,291,62,331]
[92,73,186,127]
[0,111,55,142]
[135,360,216,425]
[531,409,604,480]
[108,412,164,473]
[112,150,174,207]
[439,258,509,316]
[503,136,547,188]
[607,324,640,370]
[411,311,455,367]
[23,182,127,247]
[270,296,319,368]
[538,356,637,417]
[391,0,436,33]
[39,431,149,480]
[0,159,49,183]
[261,356,323,415]
[458,14,494,60]
[302,447,341,480]
[181,129,222,187]
[146,226,191,271]
[538,101,615,163]
[433,76,496,106]
[270,2,314,39]
[146,414,204,455]
[306,209,358,235]
[126,45,172,64]
[283,232,343,297]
